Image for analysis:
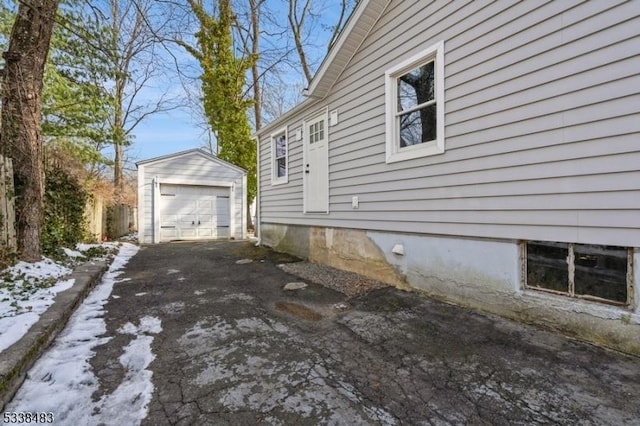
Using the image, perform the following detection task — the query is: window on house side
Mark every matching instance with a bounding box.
[271,128,288,185]
[385,40,445,163]
[525,241,630,305]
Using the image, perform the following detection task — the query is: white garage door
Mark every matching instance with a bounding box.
[159,184,230,241]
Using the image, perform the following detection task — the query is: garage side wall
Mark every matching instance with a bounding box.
[138,152,245,243]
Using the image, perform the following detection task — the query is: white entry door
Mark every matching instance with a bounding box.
[159,184,230,241]
[304,112,329,212]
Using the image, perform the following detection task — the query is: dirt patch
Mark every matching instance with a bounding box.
[232,242,301,264]
[275,302,322,321]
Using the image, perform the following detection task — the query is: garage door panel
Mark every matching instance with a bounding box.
[197,200,213,214]
[197,228,213,238]
[216,226,230,238]
[160,226,178,239]
[161,214,178,224]
[199,215,213,225]
[159,184,232,242]
[180,214,197,224]
[180,228,197,238]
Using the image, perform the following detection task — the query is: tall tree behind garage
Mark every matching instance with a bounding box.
[1,0,60,261]
[183,0,256,229]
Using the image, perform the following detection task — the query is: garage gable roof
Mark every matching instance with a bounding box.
[136,149,246,174]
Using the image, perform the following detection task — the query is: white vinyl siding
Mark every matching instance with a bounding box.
[257,0,640,247]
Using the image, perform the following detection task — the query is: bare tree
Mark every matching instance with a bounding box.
[327,0,351,50]
[261,76,304,124]
[288,0,313,85]
[102,0,179,191]
[287,0,355,86]
[1,0,60,260]
[248,0,264,130]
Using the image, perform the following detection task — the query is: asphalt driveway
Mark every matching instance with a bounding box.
[89,241,640,425]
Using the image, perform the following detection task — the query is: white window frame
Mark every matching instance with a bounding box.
[385,40,445,164]
[271,126,288,185]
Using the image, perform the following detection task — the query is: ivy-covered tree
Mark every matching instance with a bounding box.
[182,0,257,227]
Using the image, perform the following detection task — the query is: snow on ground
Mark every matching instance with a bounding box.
[6,243,161,426]
[0,258,74,352]
[0,243,122,354]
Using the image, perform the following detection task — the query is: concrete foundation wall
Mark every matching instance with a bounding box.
[261,222,640,355]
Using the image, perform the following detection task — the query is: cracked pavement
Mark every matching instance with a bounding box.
[90,241,640,425]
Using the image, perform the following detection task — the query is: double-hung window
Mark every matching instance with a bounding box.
[385,41,445,163]
[271,127,288,185]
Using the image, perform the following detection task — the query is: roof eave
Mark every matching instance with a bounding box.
[305,0,389,99]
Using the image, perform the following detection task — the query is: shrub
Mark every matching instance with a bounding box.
[42,167,90,255]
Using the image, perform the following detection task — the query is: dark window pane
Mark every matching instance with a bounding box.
[397,61,435,112]
[399,104,436,147]
[527,241,569,293]
[277,158,286,178]
[275,135,286,157]
[574,244,628,303]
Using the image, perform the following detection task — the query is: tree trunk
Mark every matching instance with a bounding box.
[0,0,61,261]
[248,0,261,233]
[250,0,262,132]
[288,0,313,85]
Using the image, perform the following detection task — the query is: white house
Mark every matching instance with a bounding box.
[254,0,640,354]
[137,149,247,243]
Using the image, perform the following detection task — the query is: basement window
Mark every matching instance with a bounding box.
[524,241,632,306]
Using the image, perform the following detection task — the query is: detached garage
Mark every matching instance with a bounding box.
[137,149,247,243]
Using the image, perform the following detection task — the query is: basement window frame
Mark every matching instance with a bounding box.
[522,241,634,307]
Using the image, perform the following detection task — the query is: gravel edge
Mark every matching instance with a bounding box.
[278,261,390,298]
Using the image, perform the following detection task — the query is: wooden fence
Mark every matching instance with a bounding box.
[0,155,17,252]
[108,204,137,239]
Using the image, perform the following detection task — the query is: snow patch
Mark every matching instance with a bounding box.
[5,243,158,426]
[63,248,86,258]
[0,278,75,352]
